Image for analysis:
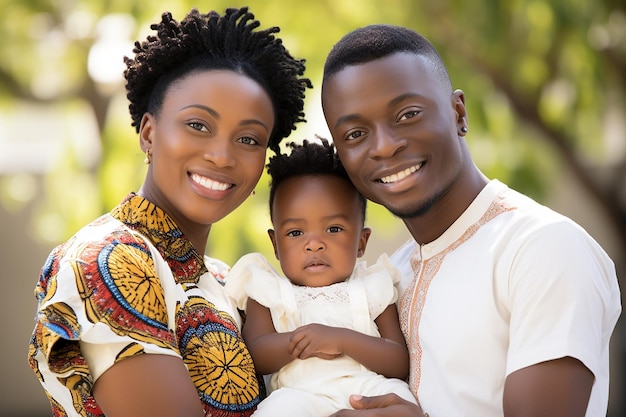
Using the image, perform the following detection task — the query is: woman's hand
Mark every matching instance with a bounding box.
[330,393,426,417]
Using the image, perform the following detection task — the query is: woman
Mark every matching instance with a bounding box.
[27,7,310,417]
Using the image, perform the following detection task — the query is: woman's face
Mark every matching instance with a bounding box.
[139,70,275,236]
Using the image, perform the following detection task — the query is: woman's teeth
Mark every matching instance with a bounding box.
[191,174,231,190]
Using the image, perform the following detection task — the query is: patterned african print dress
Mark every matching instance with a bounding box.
[27,193,261,417]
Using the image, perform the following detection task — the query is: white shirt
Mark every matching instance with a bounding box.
[392,179,621,417]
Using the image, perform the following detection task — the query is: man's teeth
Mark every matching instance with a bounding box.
[191,174,231,191]
[380,164,422,184]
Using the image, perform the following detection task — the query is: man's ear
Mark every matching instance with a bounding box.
[267,229,279,260]
[357,227,372,258]
[139,112,155,153]
[452,89,468,135]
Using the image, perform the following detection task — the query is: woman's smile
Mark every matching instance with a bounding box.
[190,173,233,192]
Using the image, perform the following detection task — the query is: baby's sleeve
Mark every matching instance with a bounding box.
[224,253,295,317]
[360,253,400,320]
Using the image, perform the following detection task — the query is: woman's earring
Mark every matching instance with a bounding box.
[461,127,468,133]
[250,189,256,197]
[144,150,151,164]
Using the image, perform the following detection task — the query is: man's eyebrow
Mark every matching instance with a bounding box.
[388,92,427,108]
[333,92,427,130]
[334,113,361,130]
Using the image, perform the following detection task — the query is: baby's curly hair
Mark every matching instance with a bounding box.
[266,137,367,223]
[124,7,311,153]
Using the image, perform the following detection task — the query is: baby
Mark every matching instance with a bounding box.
[225,138,417,416]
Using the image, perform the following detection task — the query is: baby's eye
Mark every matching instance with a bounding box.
[238,136,260,146]
[327,226,343,233]
[287,230,303,237]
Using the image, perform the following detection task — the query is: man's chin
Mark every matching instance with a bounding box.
[387,199,435,220]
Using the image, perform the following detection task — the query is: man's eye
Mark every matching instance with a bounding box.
[346,130,364,141]
[398,110,419,121]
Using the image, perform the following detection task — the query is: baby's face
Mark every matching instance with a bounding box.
[268,175,369,287]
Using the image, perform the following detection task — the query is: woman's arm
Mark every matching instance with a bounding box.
[93,354,204,417]
[242,298,295,374]
[290,304,409,379]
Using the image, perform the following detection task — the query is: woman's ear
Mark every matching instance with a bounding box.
[139,113,155,153]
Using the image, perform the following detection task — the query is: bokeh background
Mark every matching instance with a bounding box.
[1,0,624,416]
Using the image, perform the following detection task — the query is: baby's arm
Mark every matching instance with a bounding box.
[242,298,296,375]
[290,304,409,380]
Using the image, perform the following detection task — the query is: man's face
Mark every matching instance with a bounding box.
[322,52,466,219]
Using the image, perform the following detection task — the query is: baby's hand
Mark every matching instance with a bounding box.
[288,323,344,360]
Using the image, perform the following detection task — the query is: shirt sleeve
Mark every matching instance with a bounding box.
[505,218,620,378]
[35,229,180,382]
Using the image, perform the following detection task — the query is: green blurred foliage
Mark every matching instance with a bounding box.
[1,0,624,268]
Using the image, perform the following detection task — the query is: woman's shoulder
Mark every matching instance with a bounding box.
[36,212,175,348]
[43,214,144,269]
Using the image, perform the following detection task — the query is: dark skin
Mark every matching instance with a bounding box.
[243,175,409,381]
[92,69,275,417]
[91,354,204,417]
[330,358,594,417]
[322,52,594,417]
[244,300,409,378]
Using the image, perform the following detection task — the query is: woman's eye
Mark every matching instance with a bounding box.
[327,226,343,233]
[188,121,208,132]
[238,136,260,146]
[398,110,419,122]
[287,230,303,237]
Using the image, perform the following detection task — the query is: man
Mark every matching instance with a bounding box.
[321,24,621,417]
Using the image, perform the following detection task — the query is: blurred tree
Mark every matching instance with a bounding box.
[2,0,623,262]
[1,0,624,414]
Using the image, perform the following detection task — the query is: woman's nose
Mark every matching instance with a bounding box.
[203,137,236,167]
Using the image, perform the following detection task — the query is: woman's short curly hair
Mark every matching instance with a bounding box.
[124,7,311,153]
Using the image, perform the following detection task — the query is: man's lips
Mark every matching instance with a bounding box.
[377,162,424,184]
[190,173,233,191]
